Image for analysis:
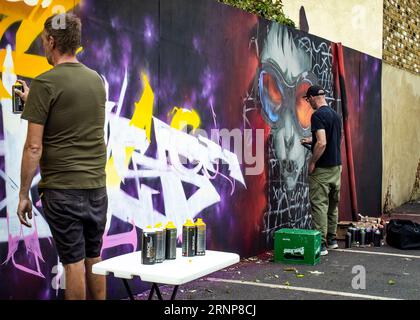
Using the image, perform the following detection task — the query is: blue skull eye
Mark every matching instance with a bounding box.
[259,71,283,123]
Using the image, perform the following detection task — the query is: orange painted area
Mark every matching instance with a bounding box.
[0,0,80,98]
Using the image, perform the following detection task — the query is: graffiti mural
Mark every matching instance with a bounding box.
[249,23,335,242]
[0,0,382,299]
[240,21,336,243]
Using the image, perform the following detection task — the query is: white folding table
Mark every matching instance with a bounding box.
[92,248,240,300]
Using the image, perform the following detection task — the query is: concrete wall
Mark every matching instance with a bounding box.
[282,0,383,59]
[283,0,420,211]
[382,64,420,210]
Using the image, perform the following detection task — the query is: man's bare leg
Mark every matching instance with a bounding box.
[64,260,86,300]
[85,257,106,300]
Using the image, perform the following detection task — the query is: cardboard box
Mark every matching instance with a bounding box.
[336,222,354,240]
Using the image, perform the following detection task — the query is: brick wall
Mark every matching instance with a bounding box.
[383,0,420,75]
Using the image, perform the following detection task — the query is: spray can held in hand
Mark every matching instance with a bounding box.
[12,81,24,114]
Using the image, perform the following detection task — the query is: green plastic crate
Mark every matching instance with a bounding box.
[274,228,321,265]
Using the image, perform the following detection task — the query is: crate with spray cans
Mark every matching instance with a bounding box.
[141,218,206,265]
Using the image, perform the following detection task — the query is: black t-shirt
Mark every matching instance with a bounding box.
[311,105,342,167]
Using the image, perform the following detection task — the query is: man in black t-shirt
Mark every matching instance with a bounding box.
[300,85,342,256]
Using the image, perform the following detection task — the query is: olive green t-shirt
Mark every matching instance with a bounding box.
[21,62,106,189]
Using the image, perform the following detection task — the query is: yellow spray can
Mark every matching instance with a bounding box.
[165,221,177,260]
[195,218,206,256]
[182,219,196,257]
[154,223,166,263]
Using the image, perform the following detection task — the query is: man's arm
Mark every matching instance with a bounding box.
[17,122,44,227]
[309,129,327,172]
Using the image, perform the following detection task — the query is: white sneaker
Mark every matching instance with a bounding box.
[321,244,328,256]
[327,237,339,249]
[328,243,339,249]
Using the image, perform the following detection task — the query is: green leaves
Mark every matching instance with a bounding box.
[218,0,295,27]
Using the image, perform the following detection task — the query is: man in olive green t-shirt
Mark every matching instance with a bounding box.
[16,13,107,300]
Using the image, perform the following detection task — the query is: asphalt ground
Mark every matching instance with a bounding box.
[132,242,420,301]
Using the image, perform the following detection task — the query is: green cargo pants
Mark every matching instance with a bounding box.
[309,165,342,245]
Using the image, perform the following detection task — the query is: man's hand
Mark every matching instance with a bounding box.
[308,161,316,175]
[14,80,30,102]
[17,197,33,228]
[300,137,312,145]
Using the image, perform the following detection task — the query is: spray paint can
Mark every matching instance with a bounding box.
[373,229,382,247]
[371,227,376,245]
[365,227,372,245]
[355,227,361,246]
[141,226,156,265]
[12,81,24,114]
[349,228,357,246]
[360,228,366,247]
[165,221,177,260]
[345,231,352,248]
[182,219,196,257]
[379,224,386,246]
[154,223,166,263]
[195,218,206,256]
[372,228,377,245]
[379,225,385,239]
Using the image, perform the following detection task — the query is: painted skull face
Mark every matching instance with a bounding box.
[258,24,317,191]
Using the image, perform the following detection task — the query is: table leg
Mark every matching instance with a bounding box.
[147,284,155,300]
[147,283,179,300]
[122,279,135,301]
[170,286,179,300]
[153,283,163,300]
